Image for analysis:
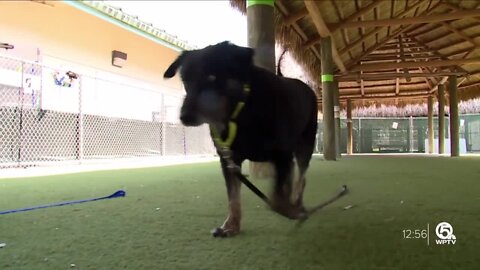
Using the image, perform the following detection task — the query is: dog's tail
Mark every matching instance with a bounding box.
[277,49,287,77]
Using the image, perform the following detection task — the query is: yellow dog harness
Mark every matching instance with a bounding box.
[210,84,251,149]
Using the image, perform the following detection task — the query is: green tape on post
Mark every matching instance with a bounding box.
[321,74,334,82]
[247,0,274,7]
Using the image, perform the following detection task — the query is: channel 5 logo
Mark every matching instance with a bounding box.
[435,222,456,245]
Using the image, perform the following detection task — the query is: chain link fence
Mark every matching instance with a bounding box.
[316,115,480,154]
[2,54,479,169]
[0,54,215,168]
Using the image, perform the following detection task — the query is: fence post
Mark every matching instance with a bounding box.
[427,96,434,154]
[438,84,445,154]
[358,118,362,153]
[17,61,25,166]
[408,116,413,152]
[183,126,187,156]
[346,99,353,154]
[448,75,459,157]
[161,93,166,156]
[464,117,470,152]
[333,81,341,158]
[77,76,84,162]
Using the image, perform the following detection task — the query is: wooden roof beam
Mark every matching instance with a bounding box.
[439,2,480,23]
[275,0,322,63]
[361,69,401,74]
[346,3,443,69]
[420,67,434,90]
[432,33,480,51]
[346,25,416,69]
[304,0,347,72]
[318,94,432,103]
[332,10,480,29]
[463,47,477,59]
[378,45,426,51]
[363,55,441,61]
[405,1,444,36]
[342,85,428,93]
[339,27,382,55]
[330,0,355,60]
[336,72,466,81]
[284,8,308,25]
[429,76,449,93]
[367,51,433,57]
[407,23,437,37]
[303,36,321,47]
[398,34,411,82]
[385,41,417,46]
[351,58,480,72]
[407,35,470,74]
[423,67,439,85]
[360,75,365,96]
[459,81,480,90]
[427,67,469,95]
[342,81,427,89]
[395,77,401,94]
[420,22,480,44]
[331,0,384,32]
[395,38,402,95]
[338,93,431,101]
[439,21,480,47]
[339,0,425,56]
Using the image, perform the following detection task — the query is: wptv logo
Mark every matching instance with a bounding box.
[435,222,456,245]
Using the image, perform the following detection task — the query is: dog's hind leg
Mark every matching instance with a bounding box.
[212,158,242,237]
[292,121,317,210]
[292,155,309,211]
[271,153,303,219]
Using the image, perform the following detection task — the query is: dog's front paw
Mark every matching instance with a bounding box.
[211,226,239,238]
[271,200,308,220]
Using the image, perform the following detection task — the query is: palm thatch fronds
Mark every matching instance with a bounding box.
[229,0,480,110]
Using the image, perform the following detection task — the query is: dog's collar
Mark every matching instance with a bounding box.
[210,83,251,149]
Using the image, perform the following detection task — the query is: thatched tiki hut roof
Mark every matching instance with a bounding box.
[229,0,480,108]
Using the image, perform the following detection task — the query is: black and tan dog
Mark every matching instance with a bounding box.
[164,41,318,237]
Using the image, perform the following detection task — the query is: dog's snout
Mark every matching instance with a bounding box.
[180,99,202,126]
[180,111,198,126]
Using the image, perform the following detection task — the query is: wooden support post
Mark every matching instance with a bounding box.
[347,99,353,155]
[448,75,460,157]
[427,96,434,154]
[321,37,336,161]
[333,81,341,158]
[247,0,276,176]
[247,0,275,71]
[438,84,445,154]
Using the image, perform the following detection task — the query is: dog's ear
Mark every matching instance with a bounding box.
[233,46,254,70]
[164,51,190,79]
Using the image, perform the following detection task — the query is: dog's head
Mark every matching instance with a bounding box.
[163,41,254,126]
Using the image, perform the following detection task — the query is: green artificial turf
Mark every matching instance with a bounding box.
[1,156,479,270]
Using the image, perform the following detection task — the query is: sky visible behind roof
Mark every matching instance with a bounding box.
[104,1,310,85]
[105,1,248,48]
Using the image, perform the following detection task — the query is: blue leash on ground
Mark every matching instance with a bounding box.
[0,190,126,215]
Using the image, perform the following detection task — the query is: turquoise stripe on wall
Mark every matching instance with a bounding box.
[64,1,185,52]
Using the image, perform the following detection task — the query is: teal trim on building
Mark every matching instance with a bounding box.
[64,1,196,52]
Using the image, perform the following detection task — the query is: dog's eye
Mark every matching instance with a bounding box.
[207,75,216,82]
